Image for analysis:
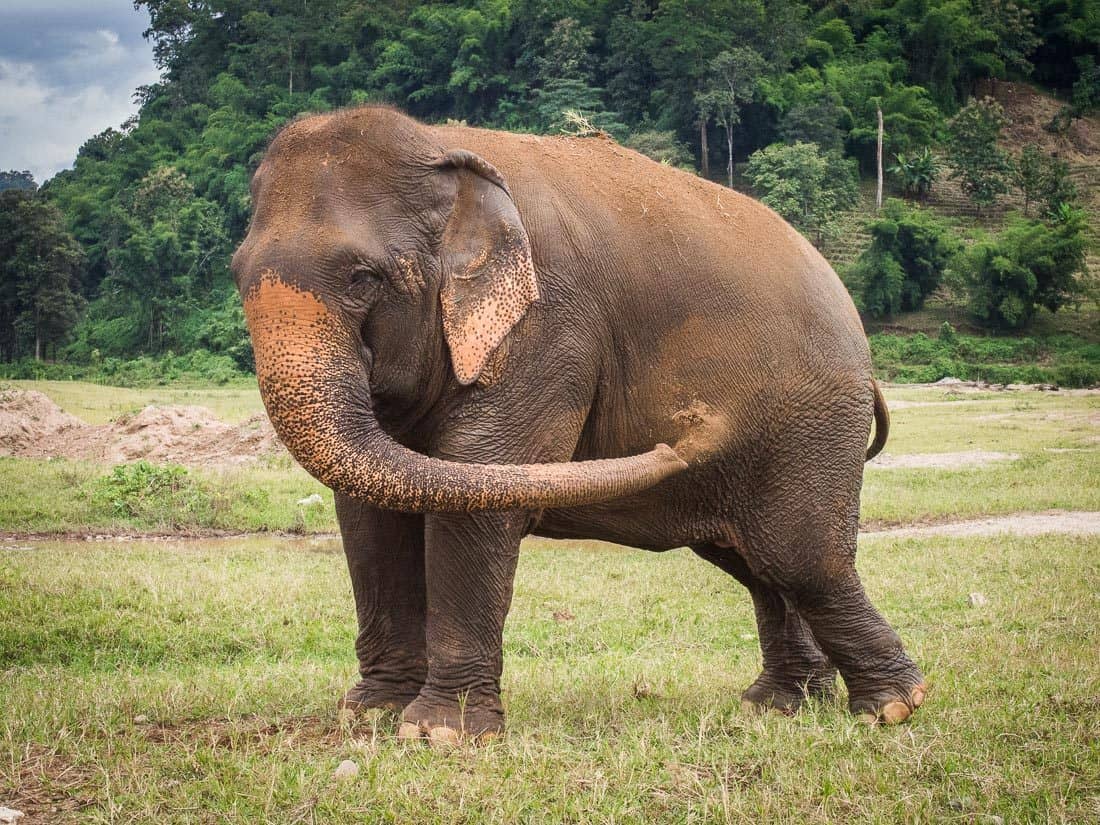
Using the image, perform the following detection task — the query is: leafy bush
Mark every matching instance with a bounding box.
[622,130,694,169]
[1013,145,1080,217]
[957,209,1089,329]
[888,148,938,199]
[744,141,859,247]
[90,462,214,526]
[856,199,961,318]
[869,332,1100,387]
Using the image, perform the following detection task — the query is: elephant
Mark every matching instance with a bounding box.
[231,106,925,742]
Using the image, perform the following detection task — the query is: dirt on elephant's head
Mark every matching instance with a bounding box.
[0,389,285,467]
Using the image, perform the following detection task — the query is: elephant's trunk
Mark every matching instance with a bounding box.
[241,272,687,513]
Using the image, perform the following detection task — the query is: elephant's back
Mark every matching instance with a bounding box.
[431,125,870,376]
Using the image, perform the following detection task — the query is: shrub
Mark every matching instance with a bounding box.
[868,332,1099,388]
[622,130,694,169]
[856,199,961,318]
[889,148,939,199]
[0,349,252,386]
[1013,145,1079,217]
[90,462,213,526]
[744,141,859,247]
[958,209,1089,329]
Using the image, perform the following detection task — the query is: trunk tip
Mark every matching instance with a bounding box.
[654,443,690,473]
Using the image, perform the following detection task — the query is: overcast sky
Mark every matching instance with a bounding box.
[0,1,159,185]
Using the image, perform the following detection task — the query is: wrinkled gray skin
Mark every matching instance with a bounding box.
[231,107,924,739]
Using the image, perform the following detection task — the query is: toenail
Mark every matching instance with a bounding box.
[880,700,911,724]
[397,722,423,741]
[428,726,460,751]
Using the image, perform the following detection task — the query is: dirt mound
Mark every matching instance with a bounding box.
[0,389,84,452]
[104,405,283,465]
[976,80,1100,163]
[0,390,284,467]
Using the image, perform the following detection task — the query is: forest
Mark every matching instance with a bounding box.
[0,0,1097,383]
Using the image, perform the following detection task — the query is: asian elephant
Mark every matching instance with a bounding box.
[231,106,925,742]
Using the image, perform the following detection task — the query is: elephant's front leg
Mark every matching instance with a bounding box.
[399,509,527,741]
[335,494,427,714]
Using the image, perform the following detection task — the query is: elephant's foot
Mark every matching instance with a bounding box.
[844,654,927,724]
[740,666,838,715]
[396,687,504,748]
[849,680,927,725]
[337,677,423,716]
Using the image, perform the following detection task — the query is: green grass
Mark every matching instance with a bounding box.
[7,379,265,424]
[0,457,333,534]
[1,380,1097,819]
[1,533,1097,822]
[3,382,1097,535]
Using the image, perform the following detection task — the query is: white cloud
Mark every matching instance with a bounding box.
[0,55,157,183]
[0,7,158,183]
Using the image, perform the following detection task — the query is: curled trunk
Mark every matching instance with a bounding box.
[242,274,687,513]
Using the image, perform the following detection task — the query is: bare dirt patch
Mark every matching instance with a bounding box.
[976,79,1100,163]
[0,389,284,468]
[863,511,1100,540]
[1,743,98,822]
[868,450,1019,470]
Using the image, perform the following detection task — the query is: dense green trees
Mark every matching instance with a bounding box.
[0,191,84,361]
[958,208,1089,329]
[0,172,37,193]
[0,0,1096,371]
[857,199,960,318]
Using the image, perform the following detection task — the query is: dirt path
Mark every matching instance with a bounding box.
[868,450,1020,470]
[862,511,1100,540]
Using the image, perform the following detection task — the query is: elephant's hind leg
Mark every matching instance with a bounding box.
[694,544,836,714]
[335,494,427,715]
[732,392,925,724]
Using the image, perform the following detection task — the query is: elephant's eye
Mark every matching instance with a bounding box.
[349,264,384,287]
[342,264,385,313]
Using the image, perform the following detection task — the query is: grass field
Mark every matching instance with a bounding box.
[1,380,1098,821]
[1,533,1097,822]
[7,379,264,425]
[1,382,1097,535]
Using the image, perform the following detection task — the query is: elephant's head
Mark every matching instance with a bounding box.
[231,107,686,512]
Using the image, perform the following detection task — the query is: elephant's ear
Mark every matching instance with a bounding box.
[435,150,539,386]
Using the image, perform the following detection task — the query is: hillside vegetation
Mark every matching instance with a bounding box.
[0,1,1098,384]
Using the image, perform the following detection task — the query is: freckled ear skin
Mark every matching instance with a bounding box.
[437,155,539,386]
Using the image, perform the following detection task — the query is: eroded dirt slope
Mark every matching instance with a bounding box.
[0,389,284,467]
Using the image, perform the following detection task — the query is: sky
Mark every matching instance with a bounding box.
[0,1,160,185]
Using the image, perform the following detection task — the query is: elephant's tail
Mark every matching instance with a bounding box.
[865,379,889,461]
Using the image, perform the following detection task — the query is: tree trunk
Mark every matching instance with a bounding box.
[876,106,884,211]
[288,40,294,94]
[726,127,734,189]
[700,120,709,178]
